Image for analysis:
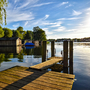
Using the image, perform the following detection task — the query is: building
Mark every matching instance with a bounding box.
[0,37,22,46]
[0,46,22,53]
[32,41,42,47]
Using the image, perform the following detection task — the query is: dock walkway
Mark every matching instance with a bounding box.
[0,66,75,90]
[29,57,63,70]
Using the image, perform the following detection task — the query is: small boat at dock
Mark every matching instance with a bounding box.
[25,42,34,46]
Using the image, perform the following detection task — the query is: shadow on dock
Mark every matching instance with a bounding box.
[2,67,47,90]
[0,66,75,90]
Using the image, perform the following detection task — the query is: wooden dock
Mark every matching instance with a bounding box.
[0,66,75,90]
[29,57,63,70]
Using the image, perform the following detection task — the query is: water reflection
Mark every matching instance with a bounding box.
[0,42,90,90]
[0,46,22,53]
[0,46,42,68]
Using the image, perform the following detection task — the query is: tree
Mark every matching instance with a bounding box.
[24,30,33,40]
[33,26,46,41]
[33,26,40,32]
[13,30,23,39]
[0,26,4,37]
[0,0,8,25]
[17,26,24,39]
[21,31,26,39]
[3,28,13,37]
[0,54,5,64]
[13,30,21,37]
[17,26,23,33]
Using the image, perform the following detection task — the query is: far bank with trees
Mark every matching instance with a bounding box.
[0,26,47,41]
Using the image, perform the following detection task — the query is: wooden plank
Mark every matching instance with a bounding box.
[46,71,75,79]
[0,66,75,90]
[29,57,63,70]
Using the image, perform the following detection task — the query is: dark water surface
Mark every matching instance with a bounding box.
[0,42,90,90]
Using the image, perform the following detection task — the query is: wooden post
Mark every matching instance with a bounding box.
[63,67,68,73]
[69,41,73,74]
[63,41,68,67]
[69,41,73,64]
[69,63,73,74]
[42,41,47,62]
[51,41,55,57]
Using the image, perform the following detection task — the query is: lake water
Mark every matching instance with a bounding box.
[0,42,90,90]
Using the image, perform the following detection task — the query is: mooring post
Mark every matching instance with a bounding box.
[69,63,73,74]
[69,41,73,64]
[51,41,55,57]
[63,41,68,67]
[69,41,73,74]
[42,41,47,62]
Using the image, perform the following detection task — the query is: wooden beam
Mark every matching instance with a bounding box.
[42,41,47,62]
[63,41,68,67]
[51,41,55,57]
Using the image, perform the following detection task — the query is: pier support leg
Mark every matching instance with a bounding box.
[63,41,68,67]
[69,41,73,74]
[42,41,47,62]
[51,41,55,57]
[63,67,68,73]
[69,41,73,64]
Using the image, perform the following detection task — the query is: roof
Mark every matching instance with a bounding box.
[0,37,21,41]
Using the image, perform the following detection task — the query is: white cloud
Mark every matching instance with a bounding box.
[50,21,62,27]
[17,1,31,9]
[24,21,28,26]
[72,10,82,16]
[44,15,49,20]
[65,4,72,8]
[57,2,68,7]
[25,15,62,27]
[17,0,39,9]
[86,8,90,11]
[6,2,35,23]
[63,10,90,38]
[31,2,53,7]
[7,12,34,23]
[67,29,77,32]
[14,0,19,3]
[57,17,81,20]
[53,26,65,32]
[13,23,20,28]
[42,28,53,35]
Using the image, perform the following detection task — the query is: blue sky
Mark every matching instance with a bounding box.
[2,0,90,39]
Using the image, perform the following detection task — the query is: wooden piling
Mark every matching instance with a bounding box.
[69,63,73,74]
[69,41,73,64]
[63,67,68,73]
[51,41,55,57]
[42,41,47,62]
[69,41,73,74]
[63,41,68,67]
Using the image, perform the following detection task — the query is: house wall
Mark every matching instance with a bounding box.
[16,38,22,46]
[34,41,39,47]
[0,40,16,46]
[0,38,22,46]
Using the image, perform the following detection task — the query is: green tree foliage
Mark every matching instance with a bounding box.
[13,30,21,37]
[3,28,13,37]
[0,53,5,62]
[33,26,46,41]
[17,50,23,62]
[17,26,24,39]
[0,26,47,40]
[17,26,23,33]
[21,31,26,39]
[0,0,8,25]
[0,26,4,37]
[24,30,33,40]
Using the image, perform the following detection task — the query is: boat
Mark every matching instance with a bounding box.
[25,42,34,46]
[25,46,34,49]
